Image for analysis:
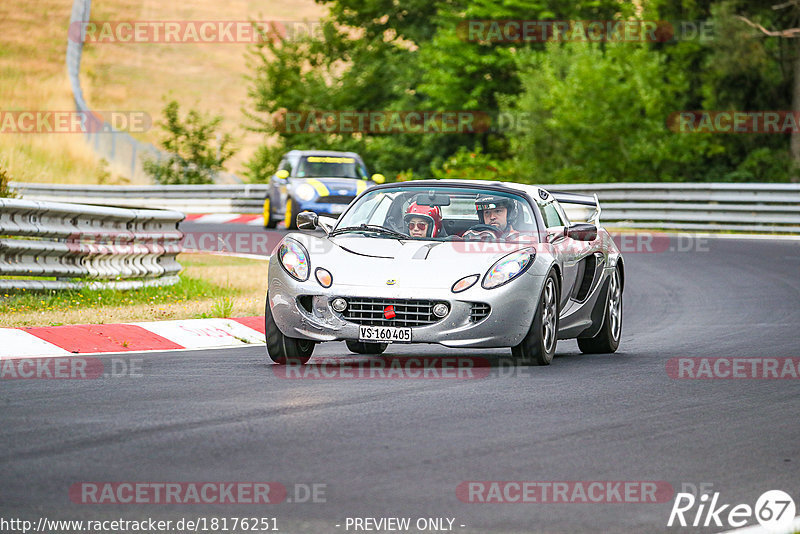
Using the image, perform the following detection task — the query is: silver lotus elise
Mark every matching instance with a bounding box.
[265,180,624,365]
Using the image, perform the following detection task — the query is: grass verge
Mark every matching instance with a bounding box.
[0,253,267,327]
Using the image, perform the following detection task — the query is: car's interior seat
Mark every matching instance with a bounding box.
[443,218,481,237]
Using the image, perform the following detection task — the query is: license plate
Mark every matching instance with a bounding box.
[358,325,412,343]
[329,205,346,214]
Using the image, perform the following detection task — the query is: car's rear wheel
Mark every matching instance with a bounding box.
[263,197,277,229]
[578,267,622,354]
[284,197,298,230]
[265,296,314,364]
[512,271,559,366]
[345,340,388,354]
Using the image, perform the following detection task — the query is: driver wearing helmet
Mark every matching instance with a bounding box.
[404,202,443,238]
[463,195,533,241]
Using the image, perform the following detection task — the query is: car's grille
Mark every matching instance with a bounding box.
[318,195,354,204]
[339,298,446,327]
[469,302,491,322]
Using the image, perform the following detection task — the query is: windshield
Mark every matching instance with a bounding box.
[295,155,367,179]
[334,185,540,242]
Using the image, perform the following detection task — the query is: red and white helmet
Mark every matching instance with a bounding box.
[403,202,442,238]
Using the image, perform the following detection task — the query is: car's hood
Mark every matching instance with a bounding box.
[287,234,532,288]
[289,177,369,195]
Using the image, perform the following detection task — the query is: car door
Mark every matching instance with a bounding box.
[538,199,583,311]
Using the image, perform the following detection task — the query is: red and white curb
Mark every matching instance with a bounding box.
[0,316,266,359]
[184,214,263,225]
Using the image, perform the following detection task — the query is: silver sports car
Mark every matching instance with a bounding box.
[265,179,624,365]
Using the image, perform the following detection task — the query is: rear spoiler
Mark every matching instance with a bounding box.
[550,191,601,225]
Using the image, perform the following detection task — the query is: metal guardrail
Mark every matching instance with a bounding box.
[10,181,800,233]
[0,199,184,290]
[548,182,800,233]
[10,182,268,214]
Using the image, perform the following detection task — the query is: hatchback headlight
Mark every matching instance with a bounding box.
[278,239,310,281]
[482,249,534,289]
[295,184,316,201]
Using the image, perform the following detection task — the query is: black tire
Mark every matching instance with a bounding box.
[265,296,314,364]
[264,196,277,229]
[578,267,622,354]
[284,197,298,230]
[345,340,388,354]
[512,271,559,366]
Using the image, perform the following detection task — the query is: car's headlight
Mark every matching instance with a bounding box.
[278,239,310,281]
[452,274,479,293]
[315,267,332,288]
[482,249,534,289]
[295,184,316,202]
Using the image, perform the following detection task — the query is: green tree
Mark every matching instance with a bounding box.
[507,41,717,182]
[646,0,795,180]
[144,100,235,185]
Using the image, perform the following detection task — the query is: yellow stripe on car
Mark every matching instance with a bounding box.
[306,179,329,197]
[356,181,368,194]
[263,197,271,224]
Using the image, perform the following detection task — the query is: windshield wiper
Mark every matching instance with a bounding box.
[330,224,407,239]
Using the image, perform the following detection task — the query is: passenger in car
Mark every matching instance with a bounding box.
[404,202,443,238]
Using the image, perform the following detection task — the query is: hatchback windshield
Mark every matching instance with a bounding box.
[333,186,539,242]
[295,155,367,179]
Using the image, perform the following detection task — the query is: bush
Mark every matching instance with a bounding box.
[431,146,517,182]
[506,41,719,183]
[0,163,15,198]
[144,100,236,185]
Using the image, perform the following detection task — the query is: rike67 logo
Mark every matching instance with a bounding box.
[668,486,796,531]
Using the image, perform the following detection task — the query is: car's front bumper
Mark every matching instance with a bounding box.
[294,200,350,218]
[267,261,546,349]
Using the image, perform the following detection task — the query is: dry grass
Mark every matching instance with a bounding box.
[0,253,268,327]
[0,0,117,184]
[0,0,324,184]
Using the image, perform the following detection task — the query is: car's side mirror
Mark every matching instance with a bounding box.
[296,211,318,231]
[567,223,597,241]
[371,173,385,184]
[317,214,336,234]
[275,169,290,180]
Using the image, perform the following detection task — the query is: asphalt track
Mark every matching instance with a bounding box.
[1,228,799,534]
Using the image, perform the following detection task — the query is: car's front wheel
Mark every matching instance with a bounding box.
[263,197,277,229]
[284,197,298,230]
[345,340,388,354]
[577,266,622,354]
[265,297,315,364]
[512,271,559,365]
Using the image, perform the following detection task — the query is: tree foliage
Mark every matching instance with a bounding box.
[508,41,720,182]
[243,0,796,183]
[145,100,236,185]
